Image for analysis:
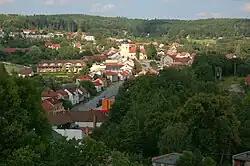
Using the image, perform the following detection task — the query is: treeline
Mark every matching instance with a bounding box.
[1,14,250,38]
[92,53,250,165]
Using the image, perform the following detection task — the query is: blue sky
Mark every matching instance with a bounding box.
[0,0,250,19]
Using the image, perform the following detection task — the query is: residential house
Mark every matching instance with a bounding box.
[120,43,147,60]
[47,110,108,135]
[84,35,95,41]
[18,67,34,77]
[90,63,106,73]
[232,151,250,166]
[47,111,73,129]
[23,29,38,35]
[76,75,92,84]
[93,79,103,92]
[105,71,119,82]
[2,48,29,53]
[37,60,86,73]
[63,84,90,105]
[105,63,123,73]
[161,54,175,67]
[152,153,182,166]
[55,90,69,100]
[94,78,108,87]
[69,111,108,132]
[82,54,108,62]
[41,88,58,100]
[118,70,131,80]
[45,42,61,50]
[53,129,84,140]
[41,97,65,113]
[225,53,236,59]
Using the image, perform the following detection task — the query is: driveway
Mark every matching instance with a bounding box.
[72,81,123,111]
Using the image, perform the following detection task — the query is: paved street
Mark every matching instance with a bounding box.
[72,81,124,111]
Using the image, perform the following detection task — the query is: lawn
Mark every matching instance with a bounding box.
[188,39,216,45]
[219,76,244,89]
[2,62,26,74]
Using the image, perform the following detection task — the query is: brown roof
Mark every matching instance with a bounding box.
[47,111,73,126]
[41,89,57,98]
[19,67,33,76]
[68,111,108,123]
[38,60,86,66]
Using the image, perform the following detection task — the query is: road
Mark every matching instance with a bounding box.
[72,81,124,111]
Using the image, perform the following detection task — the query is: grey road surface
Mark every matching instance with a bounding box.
[72,81,124,111]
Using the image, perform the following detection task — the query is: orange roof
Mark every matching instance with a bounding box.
[78,75,92,81]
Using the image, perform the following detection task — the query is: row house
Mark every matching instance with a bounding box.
[37,60,86,73]
[45,42,61,50]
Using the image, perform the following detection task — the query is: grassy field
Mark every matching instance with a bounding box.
[219,76,244,89]
[188,39,217,45]
[2,62,26,74]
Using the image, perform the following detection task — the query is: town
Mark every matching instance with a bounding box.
[1,9,250,166]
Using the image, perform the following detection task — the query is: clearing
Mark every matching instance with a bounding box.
[2,62,26,74]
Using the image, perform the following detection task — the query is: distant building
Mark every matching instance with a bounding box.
[37,60,86,73]
[18,67,34,77]
[84,36,95,41]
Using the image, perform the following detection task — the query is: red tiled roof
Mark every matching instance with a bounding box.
[41,89,57,98]
[225,53,234,59]
[74,42,81,47]
[105,71,118,76]
[93,80,102,86]
[46,97,61,105]
[129,46,136,53]
[105,63,124,67]
[55,90,68,96]
[52,44,60,48]
[41,100,54,111]
[120,70,130,76]
[78,75,92,81]
[45,42,52,46]
[2,48,29,53]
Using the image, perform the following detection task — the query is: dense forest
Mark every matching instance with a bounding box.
[1,14,250,38]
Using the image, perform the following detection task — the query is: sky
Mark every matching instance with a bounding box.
[0,0,250,20]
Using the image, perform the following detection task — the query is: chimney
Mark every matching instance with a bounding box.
[93,114,97,128]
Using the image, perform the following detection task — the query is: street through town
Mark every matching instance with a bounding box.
[72,81,124,111]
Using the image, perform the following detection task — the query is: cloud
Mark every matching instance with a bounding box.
[196,12,223,18]
[90,3,115,13]
[242,3,250,12]
[0,0,14,4]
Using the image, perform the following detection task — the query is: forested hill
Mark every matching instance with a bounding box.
[1,14,250,38]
